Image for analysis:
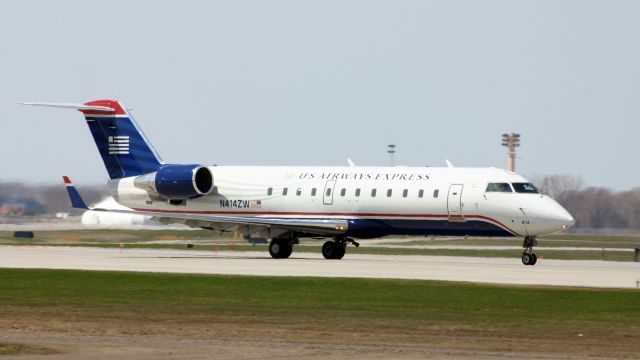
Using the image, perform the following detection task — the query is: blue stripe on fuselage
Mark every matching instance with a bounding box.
[341,218,514,238]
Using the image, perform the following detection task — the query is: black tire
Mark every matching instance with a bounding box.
[333,243,346,260]
[521,253,532,266]
[269,240,293,259]
[280,243,293,258]
[530,253,538,266]
[322,241,345,260]
[322,241,335,259]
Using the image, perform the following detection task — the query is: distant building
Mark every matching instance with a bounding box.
[0,199,45,217]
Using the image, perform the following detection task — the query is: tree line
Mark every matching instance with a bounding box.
[534,175,640,230]
[0,182,107,216]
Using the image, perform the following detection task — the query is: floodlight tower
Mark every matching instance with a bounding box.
[387,144,396,166]
[501,133,520,172]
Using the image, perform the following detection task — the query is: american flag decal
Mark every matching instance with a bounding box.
[250,200,262,208]
[108,135,129,155]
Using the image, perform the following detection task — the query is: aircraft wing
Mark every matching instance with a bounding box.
[64,177,348,237]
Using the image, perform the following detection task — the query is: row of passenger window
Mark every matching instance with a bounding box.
[267,187,440,199]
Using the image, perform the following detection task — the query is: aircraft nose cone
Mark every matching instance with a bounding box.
[527,196,576,234]
[555,205,575,230]
[544,197,575,231]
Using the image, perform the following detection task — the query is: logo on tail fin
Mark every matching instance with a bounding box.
[108,136,130,155]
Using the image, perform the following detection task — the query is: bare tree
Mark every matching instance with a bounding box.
[533,174,584,198]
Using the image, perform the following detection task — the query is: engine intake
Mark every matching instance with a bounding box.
[134,164,213,200]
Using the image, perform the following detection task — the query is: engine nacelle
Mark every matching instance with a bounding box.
[134,164,214,200]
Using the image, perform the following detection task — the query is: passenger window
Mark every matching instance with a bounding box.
[486,183,513,193]
[282,188,288,196]
[418,189,424,198]
[326,188,332,197]
[402,189,408,198]
[296,188,302,196]
[512,183,539,193]
[387,189,393,197]
[371,189,377,197]
[355,188,361,197]
[267,187,273,196]
[340,188,346,197]
[433,189,439,198]
[311,188,317,196]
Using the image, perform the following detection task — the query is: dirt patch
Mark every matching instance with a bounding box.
[0,333,527,360]
[1,310,638,359]
[0,342,57,356]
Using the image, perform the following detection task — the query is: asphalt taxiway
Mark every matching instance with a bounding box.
[1,246,639,289]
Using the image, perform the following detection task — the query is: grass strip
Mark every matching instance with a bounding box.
[0,268,639,331]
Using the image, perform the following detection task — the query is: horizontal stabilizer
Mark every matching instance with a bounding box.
[20,102,115,112]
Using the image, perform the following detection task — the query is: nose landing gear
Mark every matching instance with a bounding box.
[521,252,537,266]
[521,236,538,266]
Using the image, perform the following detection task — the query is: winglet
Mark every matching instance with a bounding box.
[63,176,89,209]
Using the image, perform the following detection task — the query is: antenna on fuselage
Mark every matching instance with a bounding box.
[445,160,454,168]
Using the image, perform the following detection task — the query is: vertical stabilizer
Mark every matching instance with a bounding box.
[22,100,163,179]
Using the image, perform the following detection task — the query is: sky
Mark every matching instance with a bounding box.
[1,1,639,190]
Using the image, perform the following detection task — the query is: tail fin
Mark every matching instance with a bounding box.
[63,176,88,209]
[22,100,163,179]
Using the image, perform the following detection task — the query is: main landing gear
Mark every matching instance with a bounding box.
[268,238,293,259]
[322,237,359,260]
[521,236,538,266]
[268,236,360,260]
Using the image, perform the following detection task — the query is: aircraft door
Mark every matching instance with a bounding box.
[447,184,464,220]
[323,180,337,205]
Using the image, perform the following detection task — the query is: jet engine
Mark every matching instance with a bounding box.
[134,164,214,200]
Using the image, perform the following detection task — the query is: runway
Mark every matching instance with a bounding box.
[1,246,640,289]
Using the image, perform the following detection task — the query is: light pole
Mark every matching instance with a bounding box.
[387,144,396,166]
[501,133,520,172]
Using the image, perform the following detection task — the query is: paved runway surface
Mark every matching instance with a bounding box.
[2,246,640,289]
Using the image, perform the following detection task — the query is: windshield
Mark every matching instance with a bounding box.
[512,183,539,193]
[486,183,513,193]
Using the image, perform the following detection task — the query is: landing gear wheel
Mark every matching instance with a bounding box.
[334,243,345,260]
[322,241,335,259]
[269,239,293,259]
[521,253,538,266]
[521,253,533,265]
[322,241,345,260]
[521,236,538,266]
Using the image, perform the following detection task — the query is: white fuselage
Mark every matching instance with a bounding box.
[110,166,574,239]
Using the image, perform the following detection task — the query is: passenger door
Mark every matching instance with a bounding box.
[323,180,337,205]
[447,184,464,220]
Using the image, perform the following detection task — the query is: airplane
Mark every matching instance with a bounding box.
[22,99,575,265]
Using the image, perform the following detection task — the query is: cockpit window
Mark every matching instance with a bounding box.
[512,183,539,193]
[486,183,513,193]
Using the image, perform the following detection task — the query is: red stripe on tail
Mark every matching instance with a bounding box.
[80,100,126,115]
